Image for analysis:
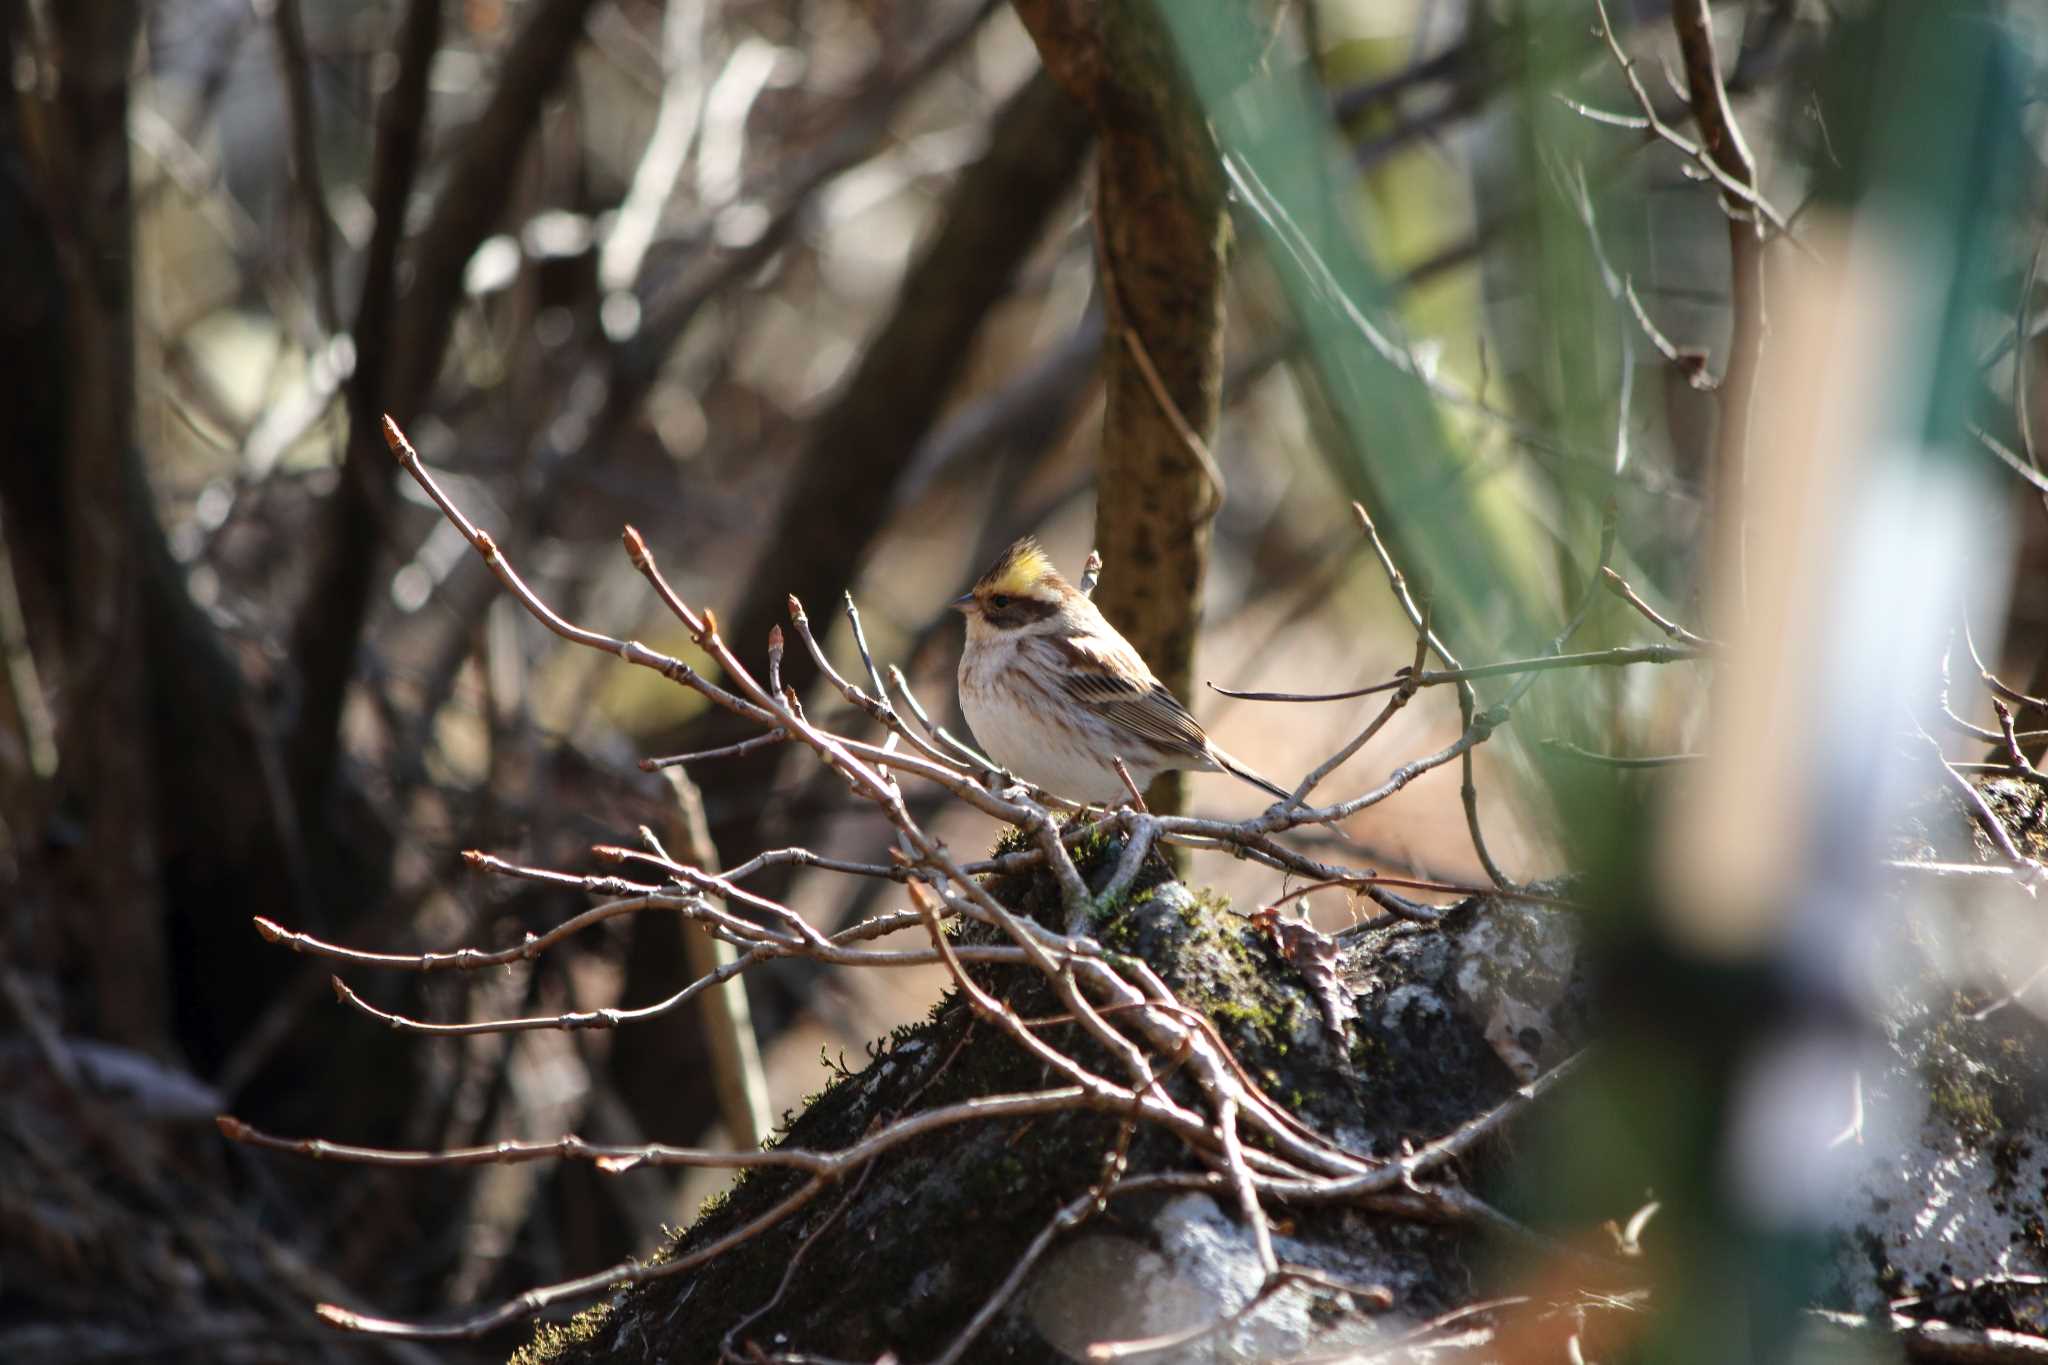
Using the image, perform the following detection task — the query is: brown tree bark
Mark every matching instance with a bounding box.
[1012,0,1231,814]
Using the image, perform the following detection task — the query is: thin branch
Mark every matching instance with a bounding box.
[1584,0,1803,245]
[1277,725,1497,828]
[1270,1052,1586,1203]
[841,591,893,708]
[1919,727,2041,883]
[1971,421,2048,497]
[1670,0,1767,618]
[313,1178,831,1339]
[1262,875,1576,916]
[381,419,778,728]
[1993,702,2046,786]
[1542,739,1700,769]
[1884,859,2033,879]
[1623,277,1712,385]
[2015,229,2047,508]
[252,887,740,974]
[1116,325,1227,520]
[887,663,1003,774]
[784,593,959,774]
[261,0,340,333]
[640,730,792,769]
[221,1086,1100,1176]
[1213,644,1702,704]
[1962,608,2048,712]
[1600,567,1717,649]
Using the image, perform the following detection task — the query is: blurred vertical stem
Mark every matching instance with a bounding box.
[1672,0,1765,621]
[1013,0,1236,815]
[661,768,772,1153]
[45,0,169,1049]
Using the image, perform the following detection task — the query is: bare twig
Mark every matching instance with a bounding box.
[1351,501,1520,890]
[1972,421,2048,498]
[639,730,792,769]
[784,593,975,777]
[1918,727,2040,884]
[260,0,340,333]
[1584,0,1802,244]
[1213,644,1702,704]
[1962,609,2048,713]
[1541,739,1700,769]
[2015,230,2047,507]
[1600,567,1717,649]
[887,662,1004,774]
[313,1177,833,1340]
[1993,702,2044,784]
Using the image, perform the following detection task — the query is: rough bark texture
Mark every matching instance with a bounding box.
[1013,0,1231,815]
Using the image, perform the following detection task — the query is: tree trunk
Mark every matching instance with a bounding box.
[1013,0,1230,815]
[41,2,169,1050]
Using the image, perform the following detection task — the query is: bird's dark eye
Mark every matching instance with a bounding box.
[990,594,1011,609]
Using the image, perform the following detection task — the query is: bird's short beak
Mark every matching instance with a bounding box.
[949,592,976,614]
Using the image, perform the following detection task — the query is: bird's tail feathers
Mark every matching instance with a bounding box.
[1211,747,1294,803]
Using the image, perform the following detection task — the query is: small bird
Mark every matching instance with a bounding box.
[952,537,1292,806]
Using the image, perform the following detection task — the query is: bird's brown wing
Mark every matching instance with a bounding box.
[1047,633,1212,759]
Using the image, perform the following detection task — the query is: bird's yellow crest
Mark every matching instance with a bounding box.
[976,537,1058,596]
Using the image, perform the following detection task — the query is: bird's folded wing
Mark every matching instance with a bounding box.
[1046,634,1210,755]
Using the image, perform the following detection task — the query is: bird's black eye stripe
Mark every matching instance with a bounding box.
[990,594,1011,608]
